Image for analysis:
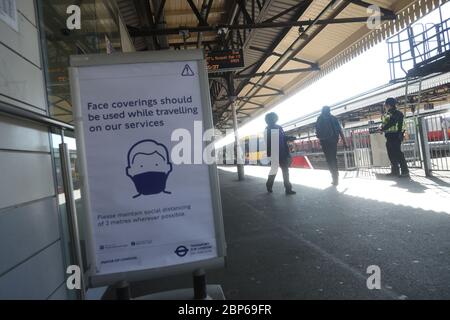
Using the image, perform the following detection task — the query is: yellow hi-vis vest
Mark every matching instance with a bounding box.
[382,113,405,133]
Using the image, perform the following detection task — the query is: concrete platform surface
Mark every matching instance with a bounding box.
[121,166,450,300]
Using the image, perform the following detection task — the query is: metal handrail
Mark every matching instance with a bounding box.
[0,101,74,131]
[388,23,450,64]
[388,13,450,81]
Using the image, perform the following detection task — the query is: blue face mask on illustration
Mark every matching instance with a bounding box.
[130,171,169,195]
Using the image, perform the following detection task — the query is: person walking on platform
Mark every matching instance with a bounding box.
[265,112,296,195]
[315,106,347,186]
[380,97,409,178]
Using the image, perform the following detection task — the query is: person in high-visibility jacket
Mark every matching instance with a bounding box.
[380,98,409,177]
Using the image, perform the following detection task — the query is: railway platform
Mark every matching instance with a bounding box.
[117,166,450,300]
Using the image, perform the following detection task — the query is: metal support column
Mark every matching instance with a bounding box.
[227,72,244,180]
[414,78,423,167]
[232,102,245,180]
[418,117,432,176]
[59,134,86,300]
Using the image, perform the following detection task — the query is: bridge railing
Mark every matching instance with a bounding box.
[387,12,450,82]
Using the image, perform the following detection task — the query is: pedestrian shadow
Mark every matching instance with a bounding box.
[374,173,427,194]
[373,173,397,181]
[323,185,338,192]
[412,175,450,196]
[395,177,427,193]
[428,176,450,188]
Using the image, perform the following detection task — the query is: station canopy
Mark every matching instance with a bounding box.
[118,0,447,132]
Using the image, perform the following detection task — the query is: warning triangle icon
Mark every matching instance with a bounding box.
[181,64,195,76]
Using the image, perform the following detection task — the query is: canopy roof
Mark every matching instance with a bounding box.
[118,0,447,131]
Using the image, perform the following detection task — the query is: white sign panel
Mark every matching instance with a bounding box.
[0,0,18,32]
[71,52,224,279]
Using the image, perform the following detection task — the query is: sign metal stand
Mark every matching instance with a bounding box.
[69,50,226,299]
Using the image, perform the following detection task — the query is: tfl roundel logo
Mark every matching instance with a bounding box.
[175,246,189,257]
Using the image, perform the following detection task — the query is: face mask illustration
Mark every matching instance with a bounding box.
[126,140,173,198]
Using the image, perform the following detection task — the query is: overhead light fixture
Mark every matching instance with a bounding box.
[298,26,308,39]
[179,29,190,39]
[217,27,229,35]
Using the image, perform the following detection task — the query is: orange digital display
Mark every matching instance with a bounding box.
[206,49,244,72]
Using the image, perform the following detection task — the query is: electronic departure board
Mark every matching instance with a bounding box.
[206,49,244,72]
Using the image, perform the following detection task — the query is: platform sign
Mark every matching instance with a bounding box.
[206,49,244,72]
[69,50,225,287]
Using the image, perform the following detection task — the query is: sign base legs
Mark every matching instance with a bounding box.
[115,280,131,300]
[113,269,225,300]
[193,268,208,299]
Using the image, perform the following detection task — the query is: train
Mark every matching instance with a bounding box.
[217,112,450,169]
[216,134,313,169]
